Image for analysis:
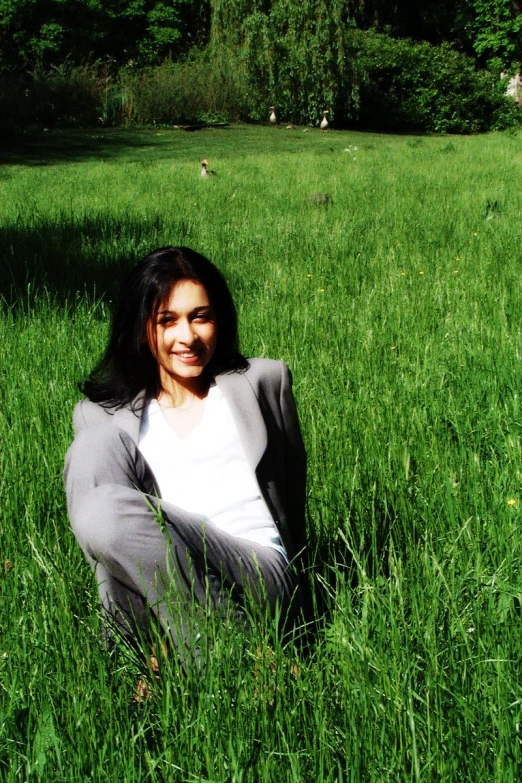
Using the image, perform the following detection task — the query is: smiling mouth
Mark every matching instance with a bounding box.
[174,350,203,364]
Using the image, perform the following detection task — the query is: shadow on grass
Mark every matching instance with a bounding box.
[0,213,189,307]
[308,484,400,630]
[0,128,179,167]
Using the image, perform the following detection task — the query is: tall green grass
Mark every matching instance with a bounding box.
[1,126,522,780]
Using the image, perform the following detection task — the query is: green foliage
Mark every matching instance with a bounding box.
[345,0,522,71]
[209,0,521,130]
[120,50,250,124]
[460,0,522,68]
[356,30,521,132]
[212,0,361,124]
[0,0,209,72]
[1,0,521,133]
[0,63,105,137]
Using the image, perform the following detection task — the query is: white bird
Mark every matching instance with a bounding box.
[269,106,277,125]
[320,110,329,130]
[200,158,217,177]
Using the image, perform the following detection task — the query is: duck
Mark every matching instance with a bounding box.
[269,106,277,125]
[320,110,329,130]
[200,158,217,177]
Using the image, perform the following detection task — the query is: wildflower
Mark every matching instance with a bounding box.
[455,256,460,261]
[419,271,424,276]
[474,232,478,236]
[307,274,312,278]
[467,627,475,634]
[319,288,325,292]
[454,269,458,274]
[400,271,406,276]
[391,346,397,350]
[507,498,517,507]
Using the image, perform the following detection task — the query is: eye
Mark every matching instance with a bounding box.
[158,315,177,327]
[193,310,213,322]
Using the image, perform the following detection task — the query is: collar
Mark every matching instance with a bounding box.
[113,372,268,471]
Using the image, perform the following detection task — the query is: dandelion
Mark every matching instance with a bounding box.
[474,232,478,236]
[419,271,424,276]
[507,498,517,507]
[307,274,312,278]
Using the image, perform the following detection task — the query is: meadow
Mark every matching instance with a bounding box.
[1,124,522,781]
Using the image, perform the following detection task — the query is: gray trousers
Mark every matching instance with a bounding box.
[64,424,300,659]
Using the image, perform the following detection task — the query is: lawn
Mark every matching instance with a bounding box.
[1,125,522,781]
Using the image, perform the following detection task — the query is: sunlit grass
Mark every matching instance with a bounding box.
[1,126,522,781]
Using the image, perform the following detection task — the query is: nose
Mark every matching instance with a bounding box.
[176,317,197,345]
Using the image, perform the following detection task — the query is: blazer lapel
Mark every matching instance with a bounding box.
[113,392,145,444]
[110,379,268,473]
[215,371,267,471]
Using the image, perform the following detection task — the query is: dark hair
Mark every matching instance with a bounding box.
[81,246,248,407]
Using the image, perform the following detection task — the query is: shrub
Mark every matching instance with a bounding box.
[355,30,520,133]
[0,63,106,136]
[0,76,31,138]
[30,62,104,127]
[120,50,250,125]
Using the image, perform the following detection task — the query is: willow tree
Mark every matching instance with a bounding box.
[210,0,362,124]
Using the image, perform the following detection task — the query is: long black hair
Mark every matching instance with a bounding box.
[81,246,248,408]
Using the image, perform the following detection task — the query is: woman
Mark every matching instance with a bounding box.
[64,246,309,666]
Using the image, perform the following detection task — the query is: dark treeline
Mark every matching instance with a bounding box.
[1,0,521,134]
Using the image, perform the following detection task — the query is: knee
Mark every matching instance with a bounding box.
[65,425,135,478]
[71,484,136,562]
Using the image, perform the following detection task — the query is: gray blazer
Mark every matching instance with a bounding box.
[72,358,308,566]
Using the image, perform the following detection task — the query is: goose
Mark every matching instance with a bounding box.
[200,158,217,177]
[320,110,329,130]
[269,106,277,125]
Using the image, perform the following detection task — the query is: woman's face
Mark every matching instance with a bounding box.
[148,279,218,392]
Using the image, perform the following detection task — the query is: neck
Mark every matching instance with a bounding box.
[157,374,210,409]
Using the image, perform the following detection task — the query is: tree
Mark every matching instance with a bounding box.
[0,0,209,72]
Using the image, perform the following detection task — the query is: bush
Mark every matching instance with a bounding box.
[120,50,250,125]
[0,76,31,138]
[30,62,104,127]
[355,30,520,133]
[0,63,106,136]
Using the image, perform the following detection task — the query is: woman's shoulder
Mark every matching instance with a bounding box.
[242,357,292,393]
[72,398,120,433]
[245,357,289,379]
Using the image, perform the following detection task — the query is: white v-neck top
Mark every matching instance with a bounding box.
[138,384,285,555]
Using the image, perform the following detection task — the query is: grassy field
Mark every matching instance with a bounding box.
[2,124,522,781]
